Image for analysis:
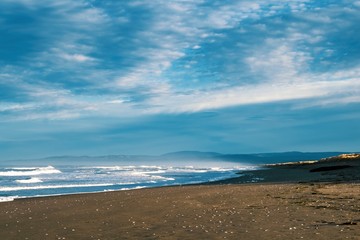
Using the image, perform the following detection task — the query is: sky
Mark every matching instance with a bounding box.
[1,0,360,160]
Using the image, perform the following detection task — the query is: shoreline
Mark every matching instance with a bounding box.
[4,153,358,203]
[1,156,359,239]
[0,169,245,203]
[0,165,251,203]
[2,154,360,203]
[210,154,360,185]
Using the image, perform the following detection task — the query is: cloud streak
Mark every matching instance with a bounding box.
[0,0,359,122]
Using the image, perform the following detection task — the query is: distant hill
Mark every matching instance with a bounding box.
[0,155,158,167]
[0,151,354,166]
[161,151,221,159]
[216,151,348,164]
[161,151,349,164]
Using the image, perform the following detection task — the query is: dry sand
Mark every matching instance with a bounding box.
[0,155,359,240]
[0,183,359,240]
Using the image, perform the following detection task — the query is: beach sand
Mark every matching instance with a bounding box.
[0,155,359,239]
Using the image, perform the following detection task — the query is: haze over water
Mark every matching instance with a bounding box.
[0,157,256,202]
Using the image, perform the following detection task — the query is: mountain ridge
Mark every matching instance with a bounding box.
[1,151,356,166]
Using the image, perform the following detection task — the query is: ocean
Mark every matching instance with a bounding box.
[0,162,256,202]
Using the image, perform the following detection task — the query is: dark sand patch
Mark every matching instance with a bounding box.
[214,155,360,184]
[309,165,353,172]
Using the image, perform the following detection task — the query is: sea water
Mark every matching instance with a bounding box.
[0,163,256,202]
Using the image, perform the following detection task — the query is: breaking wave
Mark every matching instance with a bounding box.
[15,177,43,184]
[0,163,257,201]
[0,183,115,192]
[0,166,61,176]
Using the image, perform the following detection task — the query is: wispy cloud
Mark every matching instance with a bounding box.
[59,53,96,63]
[147,72,360,113]
[0,0,359,122]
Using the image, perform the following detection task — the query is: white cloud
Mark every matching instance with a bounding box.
[3,63,360,121]
[111,0,272,95]
[205,2,261,29]
[147,76,360,113]
[60,53,95,63]
[108,0,317,97]
[2,0,360,122]
[70,8,108,24]
[107,99,126,104]
[246,43,312,84]
[0,103,34,112]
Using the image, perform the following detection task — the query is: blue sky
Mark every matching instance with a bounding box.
[1,0,360,160]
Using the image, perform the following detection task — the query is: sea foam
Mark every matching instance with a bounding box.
[0,163,257,201]
[15,177,43,184]
[0,183,115,192]
[0,166,61,176]
[0,196,18,202]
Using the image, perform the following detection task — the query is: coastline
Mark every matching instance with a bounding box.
[0,156,359,239]
[211,153,360,185]
[0,164,253,203]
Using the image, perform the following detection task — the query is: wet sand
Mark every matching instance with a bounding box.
[0,155,359,240]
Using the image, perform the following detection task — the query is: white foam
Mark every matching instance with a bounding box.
[136,170,166,174]
[0,183,115,192]
[0,196,18,202]
[139,165,162,169]
[0,163,259,200]
[174,169,208,173]
[120,186,146,191]
[79,165,256,175]
[209,166,257,171]
[81,166,163,170]
[103,189,115,192]
[84,166,136,170]
[0,166,61,176]
[15,177,43,184]
[169,166,255,173]
[150,175,175,181]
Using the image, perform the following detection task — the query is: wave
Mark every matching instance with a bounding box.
[119,186,146,191]
[209,166,256,171]
[82,166,137,170]
[78,165,256,175]
[0,183,115,192]
[15,177,43,184]
[150,175,175,181]
[0,166,61,177]
[0,196,18,202]
[9,167,37,170]
[83,165,165,172]
[0,185,148,202]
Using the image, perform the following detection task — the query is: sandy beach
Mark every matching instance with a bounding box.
[2,0,359,238]
[0,155,359,240]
